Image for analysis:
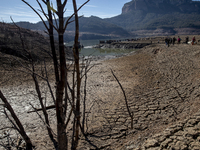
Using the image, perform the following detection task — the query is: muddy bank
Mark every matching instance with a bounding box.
[1,43,200,149]
[94,42,152,49]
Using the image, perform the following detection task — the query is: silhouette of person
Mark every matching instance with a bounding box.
[185,36,189,44]
[192,36,196,45]
[172,37,176,45]
[177,36,181,44]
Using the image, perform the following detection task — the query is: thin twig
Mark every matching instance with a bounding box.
[44,60,56,104]
[21,0,49,30]
[29,103,57,137]
[111,69,133,129]
[64,0,90,30]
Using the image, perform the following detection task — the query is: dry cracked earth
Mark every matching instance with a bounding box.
[1,42,200,150]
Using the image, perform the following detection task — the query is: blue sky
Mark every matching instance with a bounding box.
[0,0,131,23]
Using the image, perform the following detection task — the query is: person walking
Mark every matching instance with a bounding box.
[192,36,196,45]
[185,36,189,44]
[172,37,176,45]
[165,37,170,47]
[177,36,181,44]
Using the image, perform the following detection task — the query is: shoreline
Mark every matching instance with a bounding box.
[79,50,136,62]
[93,42,152,49]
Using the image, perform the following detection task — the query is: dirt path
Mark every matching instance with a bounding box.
[1,43,200,149]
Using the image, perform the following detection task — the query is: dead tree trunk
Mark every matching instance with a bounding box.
[71,0,81,149]
[55,1,68,150]
[17,0,90,149]
[46,0,60,83]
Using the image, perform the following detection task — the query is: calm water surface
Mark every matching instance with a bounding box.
[65,40,136,57]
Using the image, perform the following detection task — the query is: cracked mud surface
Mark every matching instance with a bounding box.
[1,42,200,149]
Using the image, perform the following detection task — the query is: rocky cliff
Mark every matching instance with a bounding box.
[105,0,200,35]
[122,0,200,14]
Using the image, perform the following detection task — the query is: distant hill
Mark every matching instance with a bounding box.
[105,0,200,35]
[15,16,131,41]
[0,22,52,66]
[68,16,130,36]
[13,0,200,38]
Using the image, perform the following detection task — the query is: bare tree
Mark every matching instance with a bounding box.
[0,0,90,150]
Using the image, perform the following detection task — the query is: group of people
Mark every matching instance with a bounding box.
[165,36,197,47]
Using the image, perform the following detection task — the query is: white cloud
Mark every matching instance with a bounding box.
[95,14,119,19]
[82,4,97,8]
[0,6,43,23]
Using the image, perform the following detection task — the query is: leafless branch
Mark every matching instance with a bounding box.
[111,69,134,129]
[29,103,57,137]
[21,0,49,30]
[37,0,49,19]
[3,108,20,133]
[63,0,68,8]
[44,60,56,104]
[64,107,73,128]
[36,0,58,31]
[64,0,90,30]
[0,90,33,148]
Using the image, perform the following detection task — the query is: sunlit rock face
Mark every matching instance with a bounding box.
[122,0,199,14]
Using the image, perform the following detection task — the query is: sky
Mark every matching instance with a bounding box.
[0,0,131,23]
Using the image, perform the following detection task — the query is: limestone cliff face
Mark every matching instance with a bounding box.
[122,0,199,14]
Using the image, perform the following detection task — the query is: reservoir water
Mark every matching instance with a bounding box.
[65,40,135,57]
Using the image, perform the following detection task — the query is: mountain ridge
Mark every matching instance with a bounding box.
[104,0,200,35]
[13,0,200,39]
[14,16,132,41]
[121,0,199,14]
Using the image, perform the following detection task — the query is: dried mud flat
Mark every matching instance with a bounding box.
[1,43,200,150]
